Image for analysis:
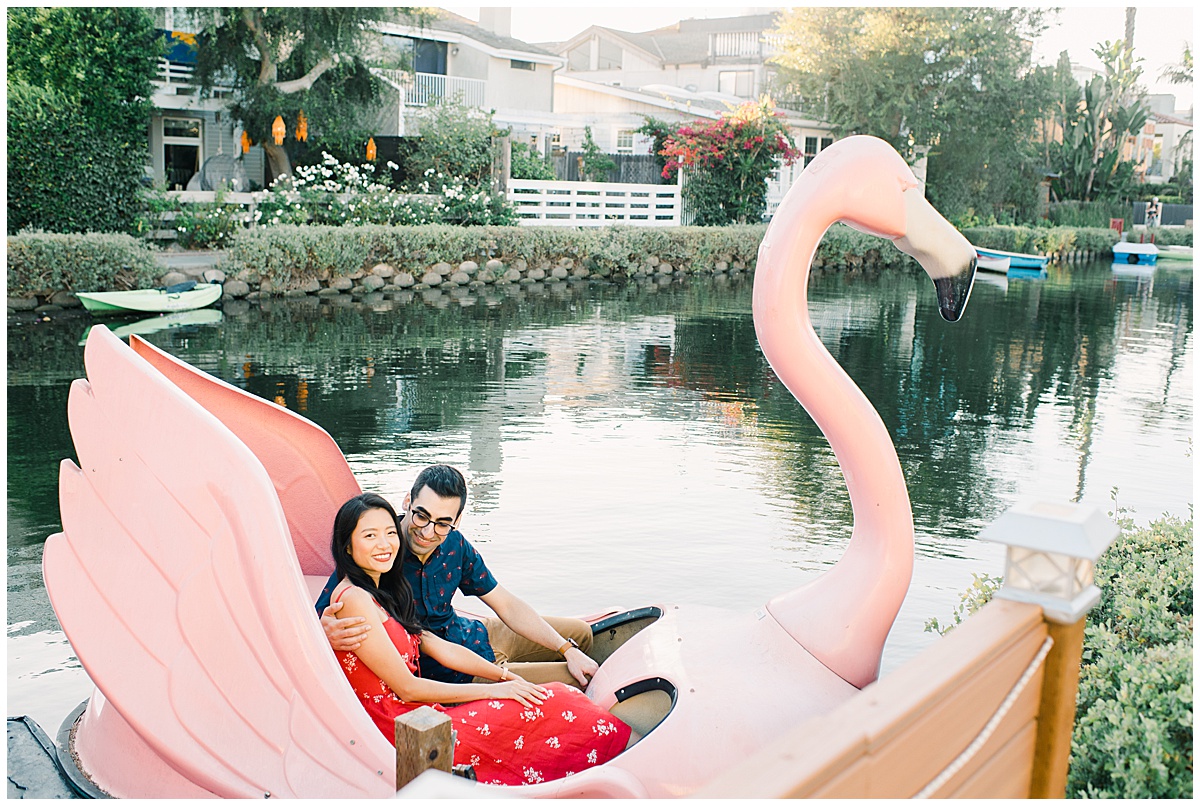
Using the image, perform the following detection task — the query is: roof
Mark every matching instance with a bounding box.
[556,11,784,67]
[1151,111,1194,127]
[378,9,559,61]
[425,10,559,58]
[556,75,832,130]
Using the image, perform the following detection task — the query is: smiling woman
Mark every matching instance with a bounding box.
[326,492,635,785]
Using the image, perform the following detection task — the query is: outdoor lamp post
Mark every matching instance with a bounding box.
[979,499,1120,798]
[979,498,1119,624]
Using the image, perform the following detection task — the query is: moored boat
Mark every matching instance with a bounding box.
[1156,244,1193,263]
[1111,241,1159,265]
[974,252,1011,273]
[973,246,1049,269]
[75,281,222,315]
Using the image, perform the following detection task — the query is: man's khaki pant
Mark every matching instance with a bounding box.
[473,616,594,687]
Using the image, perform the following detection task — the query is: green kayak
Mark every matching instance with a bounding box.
[76,282,223,314]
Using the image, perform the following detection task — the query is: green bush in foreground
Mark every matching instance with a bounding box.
[928,510,1193,798]
[6,231,160,296]
[1067,510,1193,799]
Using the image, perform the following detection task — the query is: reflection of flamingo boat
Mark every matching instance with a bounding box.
[44,136,977,798]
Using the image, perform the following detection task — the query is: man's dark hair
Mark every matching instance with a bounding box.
[410,464,468,517]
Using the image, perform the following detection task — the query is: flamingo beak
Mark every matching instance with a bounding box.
[892,186,978,323]
[932,264,976,322]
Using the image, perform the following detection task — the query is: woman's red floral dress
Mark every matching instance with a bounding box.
[334,598,631,786]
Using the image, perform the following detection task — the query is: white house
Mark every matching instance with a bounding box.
[372,8,564,150]
[145,7,563,189]
[552,12,784,102]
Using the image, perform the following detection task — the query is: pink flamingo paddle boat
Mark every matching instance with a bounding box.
[43,135,976,798]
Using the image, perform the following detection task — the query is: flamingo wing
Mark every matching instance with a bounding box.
[128,334,360,578]
[43,326,393,798]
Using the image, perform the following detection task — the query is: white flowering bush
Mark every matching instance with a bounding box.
[407,168,515,227]
[254,153,514,228]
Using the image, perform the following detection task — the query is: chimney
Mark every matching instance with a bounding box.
[478,8,512,38]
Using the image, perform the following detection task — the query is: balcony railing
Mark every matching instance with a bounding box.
[374,69,486,108]
[151,59,231,98]
[711,31,766,58]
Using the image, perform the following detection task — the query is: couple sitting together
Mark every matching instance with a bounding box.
[317,464,635,786]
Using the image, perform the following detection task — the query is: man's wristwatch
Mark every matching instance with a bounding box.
[556,637,580,656]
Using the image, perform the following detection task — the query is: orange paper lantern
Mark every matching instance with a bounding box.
[272,115,286,146]
[296,110,308,142]
[366,137,377,161]
[240,131,251,154]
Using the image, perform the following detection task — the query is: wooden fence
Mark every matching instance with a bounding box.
[508,179,682,227]
[697,598,1069,798]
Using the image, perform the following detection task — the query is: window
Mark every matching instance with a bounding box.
[568,43,590,71]
[598,39,622,70]
[162,116,202,190]
[616,130,635,154]
[821,137,833,151]
[804,136,818,167]
[510,60,535,71]
[382,35,449,74]
[718,70,754,97]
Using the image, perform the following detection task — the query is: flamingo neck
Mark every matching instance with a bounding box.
[752,187,914,689]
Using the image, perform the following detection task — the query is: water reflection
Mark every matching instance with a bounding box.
[7,262,1192,728]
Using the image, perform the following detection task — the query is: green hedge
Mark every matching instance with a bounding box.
[221,224,775,286]
[928,512,1193,799]
[964,224,1194,256]
[1067,513,1193,799]
[6,232,160,297]
[7,83,150,236]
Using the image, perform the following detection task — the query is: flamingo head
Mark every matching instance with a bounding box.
[807,136,978,323]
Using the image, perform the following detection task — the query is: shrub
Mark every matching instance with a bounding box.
[510,142,556,181]
[7,7,161,235]
[1067,511,1193,799]
[404,98,500,186]
[222,224,772,287]
[926,509,1193,799]
[7,83,151,236]
[252,154,514,228]
[7,232,160,296]
[659,98,802,225]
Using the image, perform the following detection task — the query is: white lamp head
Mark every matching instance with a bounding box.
[979,500,1120,624]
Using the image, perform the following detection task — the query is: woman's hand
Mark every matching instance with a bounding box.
[494,679,550,708]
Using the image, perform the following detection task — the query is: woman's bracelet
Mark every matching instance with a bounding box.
[496,666,509,682]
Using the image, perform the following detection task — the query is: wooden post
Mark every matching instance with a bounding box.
[395,706,453,791]
[1029,617,1087,798]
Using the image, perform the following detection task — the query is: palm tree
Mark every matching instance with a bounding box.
[1160,45,1193,85]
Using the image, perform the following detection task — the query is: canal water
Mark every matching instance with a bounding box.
[7,260,1193,736]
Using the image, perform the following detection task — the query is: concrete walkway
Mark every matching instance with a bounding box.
[156,250,227,281]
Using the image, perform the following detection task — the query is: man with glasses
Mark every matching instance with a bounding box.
[315,464,598,687]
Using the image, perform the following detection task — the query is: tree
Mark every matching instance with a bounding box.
[191,8,407,182]
[578,126,616,182]
[1160,44,1193,86]
[768,7,1054,223]
[1051,41,1150,201]
[7,7,163,234]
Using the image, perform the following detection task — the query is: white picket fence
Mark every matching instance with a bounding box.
[507,179,682,227]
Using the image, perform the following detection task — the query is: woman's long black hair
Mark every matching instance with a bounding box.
[331,492,424,634]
